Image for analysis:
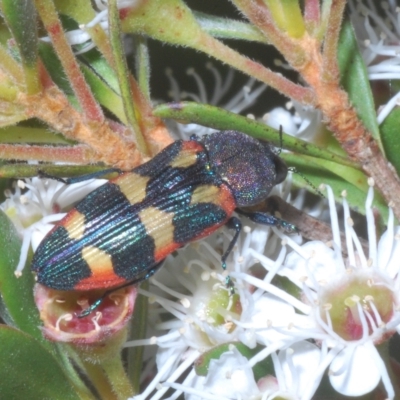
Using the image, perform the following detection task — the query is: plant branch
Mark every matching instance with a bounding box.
[108,0,149,157]
[34,0,104,123]
[232,0,304,58]
[0,44,25,85]
[134,36,151,101]
[0,164,111,178]
[198,34,315,105]
[322,0,346,82]
[122,0,315,105]
[0,144,96,164]
[21,85,142,169]
[304,0,320,33]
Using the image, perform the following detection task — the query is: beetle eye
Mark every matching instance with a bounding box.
[273,155,288,184]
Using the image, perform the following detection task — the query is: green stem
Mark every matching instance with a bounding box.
[134,36,151,101]
[153,101,358,169]
[54,0,116,68]
[56,345,96,400]
[108,0,149,157]
[0,126,71,144]
[0,164,115,179]
[122,0,314,105]
[194,12,267,43]
[82,361,119,400]
[102,354,134,399]
[231,0,304,60]
[0,144,96,164]
[128,281,149,393]
[0,44,25,84]
[0,84,19,101]
[264,0,305,38]
[316,0,333,40]
[1,0,41,94]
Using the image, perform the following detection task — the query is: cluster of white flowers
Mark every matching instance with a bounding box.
[121,177,400,400]
[1,177,105,277]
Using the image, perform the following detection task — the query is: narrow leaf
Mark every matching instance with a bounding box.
[337,21,381,148]
[194,11,267,42]
[283,153,389,222]
[2,0,40,93]
[153,101,358,168]
[380,108,400,177]
[80,64,126,123]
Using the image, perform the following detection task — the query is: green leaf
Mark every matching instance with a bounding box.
[80,63,126,124]
[283,152,389,222]
[108,0,149,156]
[0,126,71,144]
[380,108,400,177]
[153,101,358,168]
[194,342,273,381]
[0,326,80,400]
[80,51,120,94]
[0,164,112,179]
[1,0,40,94]
[0,209,49,347]
[337,21,381,149]
[194,11,267,42]
[40,43,125,118]
[39,43,74,96]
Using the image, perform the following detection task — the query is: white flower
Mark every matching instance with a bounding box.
[1,176,105,276]
[257,341,322,400]
[124,175,328,400]
[266,181,400,398]
[183,347,261,400]
[262,101,323,143]
[125,235,270,400]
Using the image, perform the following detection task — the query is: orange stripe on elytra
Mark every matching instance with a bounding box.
[75,246,125,290]
[216,183,236,215]
[154,242,180,263]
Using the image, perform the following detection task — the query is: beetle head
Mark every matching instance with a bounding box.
[202,130,287,207]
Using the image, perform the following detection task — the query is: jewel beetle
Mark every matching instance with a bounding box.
[31,130,295,316]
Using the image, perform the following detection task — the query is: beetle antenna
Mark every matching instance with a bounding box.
[288,167,325,198]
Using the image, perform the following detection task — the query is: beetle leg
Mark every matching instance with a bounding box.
[77,261,164,318]
[221,216,242,294]
[38,168,122,184]
[236,209,298,233]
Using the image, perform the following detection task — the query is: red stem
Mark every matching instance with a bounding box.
[304,0,320,26]
[0,144,96,164]
[322,0,346,82]
[34,0,104,123]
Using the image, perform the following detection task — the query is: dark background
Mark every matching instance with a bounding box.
[142,0,291,116]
